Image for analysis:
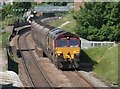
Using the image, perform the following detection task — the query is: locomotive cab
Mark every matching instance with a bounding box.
[54,32,81,68]
[31,20,81,69]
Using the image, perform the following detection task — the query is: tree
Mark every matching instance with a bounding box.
[1,3,13,20]
[73,2,120,41]
[2,2,32,18]
[1,2,32,26]
[12,2,31,16]
[42,2,68,6]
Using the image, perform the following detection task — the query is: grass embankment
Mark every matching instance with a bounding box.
[84,45,118,85]
[118,44,120,88]
[49,13,76,34]
[0,32,11,70]
[0,32,11,47]
[0,35,2,44]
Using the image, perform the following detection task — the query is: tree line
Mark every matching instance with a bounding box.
[1,2,68,23]
[1,2,32,20]
[73,2,120,42]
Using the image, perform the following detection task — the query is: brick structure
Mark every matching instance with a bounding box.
[74,0,84,11]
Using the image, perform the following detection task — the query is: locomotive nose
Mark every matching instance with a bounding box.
[65,52,71,59]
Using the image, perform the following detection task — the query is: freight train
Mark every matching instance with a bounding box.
[31,17,81,69]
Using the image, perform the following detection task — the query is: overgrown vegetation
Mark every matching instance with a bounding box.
[39,2,68,6]
[118,44,120,88]
[84,45,118,85]
[1,2,34,28]
[1,2,32,20]
[73,2,120,41]
[0,34,2,44]
[1,32,11,48]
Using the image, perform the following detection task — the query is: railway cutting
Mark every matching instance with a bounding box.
[10,16,112,88]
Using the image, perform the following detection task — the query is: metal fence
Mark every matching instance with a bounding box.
[80,38,115,49]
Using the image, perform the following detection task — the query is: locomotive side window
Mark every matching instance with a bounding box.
[69,39,79,47]
[57,40,67,47]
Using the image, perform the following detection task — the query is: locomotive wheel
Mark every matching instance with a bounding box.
[53,59,60,69]
[73,61,79,68]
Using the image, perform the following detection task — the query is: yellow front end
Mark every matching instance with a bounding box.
[55,47,80,61]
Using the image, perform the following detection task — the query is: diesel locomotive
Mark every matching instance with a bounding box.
[31,18,81,69]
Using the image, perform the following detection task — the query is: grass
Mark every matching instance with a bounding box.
[0,34,2,44]
[49,13,76,34]
[84,45,118,85]
[118,44,120,88]
[1,32,11,48]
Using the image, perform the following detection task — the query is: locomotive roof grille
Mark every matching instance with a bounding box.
[49,29,60,34]
[54,29,62,33]
[55,30,64,35]
[50,28,59,32]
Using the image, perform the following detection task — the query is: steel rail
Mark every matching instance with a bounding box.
[17,31,36,88]
[24,32,54,88]
[75,70,96,89]
[17,16,58,88]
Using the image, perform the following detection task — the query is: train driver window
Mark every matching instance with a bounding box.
[57,39,67,47]
[69,39,78,47]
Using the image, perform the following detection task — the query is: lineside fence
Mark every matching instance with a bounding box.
[80,38,116,49]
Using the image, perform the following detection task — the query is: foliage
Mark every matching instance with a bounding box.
[12,2,31,16]
[1,3,13,20]
[1,2,32,27]
[73,2,120,41]
[43,2,68,6]
[53,2,68,6]
[54,12,68,17]
[1,2,32,20]
[118,43,120,88]
[31,2,38,8]
[1,32,11,48]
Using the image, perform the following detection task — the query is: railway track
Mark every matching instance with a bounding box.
[63,70,96,88]
[75,70,96,88]
[15,17,111,88]
[16,27,110,88]
[17,28,98,88]
[17,28,53,88]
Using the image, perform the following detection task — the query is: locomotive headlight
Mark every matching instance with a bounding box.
[56,51,63,56]
[58,53,61,56]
